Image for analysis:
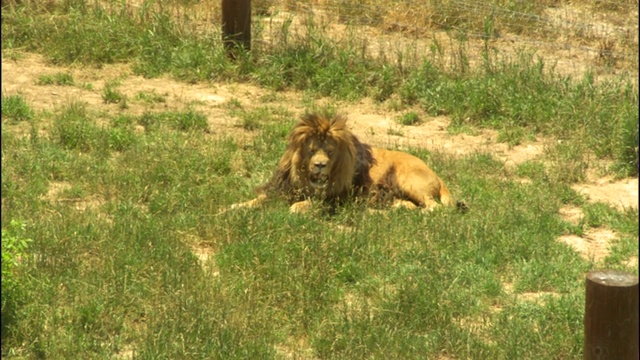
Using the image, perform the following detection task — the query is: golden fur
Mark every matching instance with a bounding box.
[231,113,466,213]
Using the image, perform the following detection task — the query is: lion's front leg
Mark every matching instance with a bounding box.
[229,194,268,210]
[289,199,313,214]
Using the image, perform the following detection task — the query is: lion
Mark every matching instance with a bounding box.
[230,112,467,214]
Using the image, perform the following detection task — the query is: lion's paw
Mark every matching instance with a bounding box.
[289,200,313,214]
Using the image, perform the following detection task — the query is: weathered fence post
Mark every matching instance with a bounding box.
[584,270,639,360]
[221,0,251,59]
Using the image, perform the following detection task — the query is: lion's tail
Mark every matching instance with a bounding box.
[439,179,469,213]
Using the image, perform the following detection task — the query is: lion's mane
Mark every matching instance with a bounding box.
[260,113,374,204]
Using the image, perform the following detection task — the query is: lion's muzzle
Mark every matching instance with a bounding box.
[309,154,331,189]
[309,165,330,189]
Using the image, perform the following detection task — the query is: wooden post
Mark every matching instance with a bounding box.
[584,270,639,360]
[221,0,251,59]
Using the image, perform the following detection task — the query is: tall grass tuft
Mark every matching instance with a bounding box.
[1,94,33,123]
[52,102,103,152]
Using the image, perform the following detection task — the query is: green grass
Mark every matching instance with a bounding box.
[1,220,32,341]
[2,96,637,358]
[1,94,33,123]
[135,90,167,104]
[401,58,638,176]
[397,111,421,126]
[1,1,638,358]
[102,80,128,107]
[137,108,209,133]
[36,72,75,86]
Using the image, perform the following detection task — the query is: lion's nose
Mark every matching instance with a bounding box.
[314,162,326,169]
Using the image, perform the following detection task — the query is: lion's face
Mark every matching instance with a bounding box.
[303,136,338,190]
[276,113,360,199]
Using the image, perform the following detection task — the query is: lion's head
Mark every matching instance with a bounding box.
[262,113,373,202]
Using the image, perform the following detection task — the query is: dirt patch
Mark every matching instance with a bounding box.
[273,336,317,360]
[572,177,638,211]
[346,107,546,165]
[189,242,217,268]
[558,205,585,226]
[184,234,219,275]
[1,53,262,142]
[44,181,73,199]
[454,284,559,349]
[502,282,560,304]
[2,54,125,112]
[42,180,105,211]
[557,204,635,266]
[516,291,560,303]
[557,192,622,267]
[557,228,618,264]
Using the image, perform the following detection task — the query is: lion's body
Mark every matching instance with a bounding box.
[230,113,465,213]
[368,147,456,209]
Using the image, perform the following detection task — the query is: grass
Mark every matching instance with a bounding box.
[1,94,33,123]
[36,72,75,86]
[401,58,638,177]
[397,111,421,126]
[1,220,32,341]
[102,80,128,108]
[135,90,167,104]
[1,0,638,358]
[137,108,209,133]
[2,94,637,358]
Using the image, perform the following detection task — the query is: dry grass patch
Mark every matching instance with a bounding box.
[274,336,318,360]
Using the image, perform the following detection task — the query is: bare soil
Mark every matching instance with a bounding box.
[2,52,637,265]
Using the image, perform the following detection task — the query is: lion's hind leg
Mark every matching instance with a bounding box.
[391,199,418,210]
[394,180,442,211]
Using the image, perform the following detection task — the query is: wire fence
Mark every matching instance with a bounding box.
[253,0,638,79]
[42,0,637,80]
